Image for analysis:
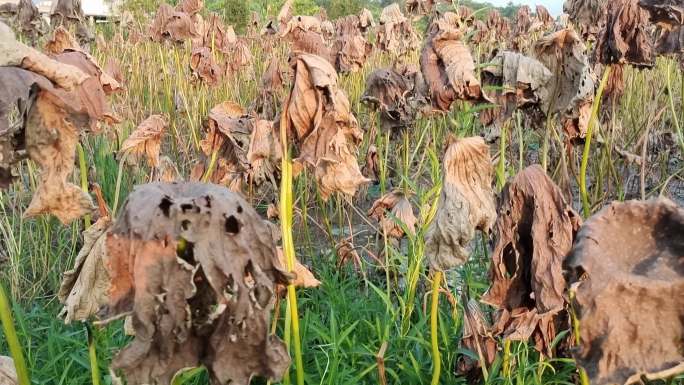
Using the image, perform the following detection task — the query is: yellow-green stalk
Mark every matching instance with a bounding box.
[430,271,443,385]
[0,283,30,385]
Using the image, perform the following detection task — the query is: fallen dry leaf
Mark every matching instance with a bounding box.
[190,46,221,86]
[0,356,17,385]
[481,165,581,356]
[595,0,655,68]
[425,137,496,271]
[286,53,369,199]
[59,216,112,323]
[119,115,167,168]
[101,182,291,385]
[368,190,417,238]
[421,12,488,111]
[535,29,596,142]
[566,198,684,385]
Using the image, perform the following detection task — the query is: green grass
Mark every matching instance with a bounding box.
[1,3,684,385]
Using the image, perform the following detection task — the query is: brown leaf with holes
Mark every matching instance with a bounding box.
[595,0,655,67]
[119,115,167,168]
[425,137,496,271]
[0,356,17,385]
[190,46,221,86]
[565,198,684,385]
[420,12,488,111]
[377,4,420,56]
[368,190,416,238]
[100,182,291,385]
[563,0,608,39]
[535,29,595,142]
[59,215,112,323]
[481,165,581,356]
[286,54,369,199]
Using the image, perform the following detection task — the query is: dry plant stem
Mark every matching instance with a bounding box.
[580,66,611,218]
[0,283,30,385]
[429,271,442,385]
[666,61,684,155]
[279,109,305,385]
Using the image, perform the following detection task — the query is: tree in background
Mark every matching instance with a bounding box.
[207,0,249,33]
[318,0,363,19]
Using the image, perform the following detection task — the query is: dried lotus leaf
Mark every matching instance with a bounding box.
[102,182,291,385]
[368,190,417,238]
[595,0,655,68]
[566,198,684,385]
[190,46,221,86]
[119,115,167,168]
[425,137,496,271]
[482,165,581,356]
[0,356,17,385]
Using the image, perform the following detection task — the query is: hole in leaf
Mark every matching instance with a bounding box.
[225,215,240,234]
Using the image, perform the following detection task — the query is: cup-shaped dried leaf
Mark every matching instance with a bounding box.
[563,0,608,39]
[535,29,596,142]
[595,0,655,67]
[421,12,488,111]
[190,46,221,86]
[0,356,17,385]
[277,0,293,32]
[368,190,417,238]
[425,137,496,271]
[481,165,581,355]
[252,59,283,119]
[119,114,167,168]
[286,53,369,199]
[101,182,291,385]
[59,216,111,323]
[565,198,684,385]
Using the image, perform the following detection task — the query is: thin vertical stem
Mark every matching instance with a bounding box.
[430,271,443,385]
[87,324,102,385]
[77,142,91,228]
[0,283,30,385]
[581,66,611,218]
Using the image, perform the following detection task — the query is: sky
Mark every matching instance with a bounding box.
[486,0,564,17]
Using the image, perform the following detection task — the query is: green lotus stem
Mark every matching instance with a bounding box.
[86,324,101,385]
[430,271,442,385]
[279,107,304,385]
[77,142,91,228]
[201,148,219,183]
[580,66,611,218]
[503,338,511,378]
[0,283,30,385]
[112,150,129,218]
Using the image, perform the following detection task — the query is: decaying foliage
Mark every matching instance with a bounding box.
[514,5,532,36]
[0,356,17,385]
[456,299,498,377]
[485,10,511,43]
[595,0,655,68]
[405,0,434,17]
[361,64,428,130]
[252,59,283,120]
[421,12,488,112]
[480,51,552,127]
[563,0,608,39]
[0,0,44,40]
[285,54,369,199]
[119,115,168,168]
[332,15,373,73]
[50,0,92,45]
[149,3,199,43]
[281,15,332,64]
[425,137,496,271]
[368,190,417,238]
[566,198,684,385]
[100,182,291,385]
[535,5,554,29]
[246,118,281,186]
[358,8,375,34]
[198,13,237,54]
[640,0,684,56]
[377,4,420,57]
[59,197,111,324]
[0,22,117,224]
[190,46,221,86]
[535,29,596,142]
[482,165,581,356]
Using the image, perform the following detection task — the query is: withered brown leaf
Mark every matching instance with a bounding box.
[566,198,684,385]
[368,190,417,238]
[377,3,420,56]
[425,137,496,271]
[481,165,581,356]
[101,182,291,385]
[119,115,167,168]
[562,0,608,39]
[286,53,369,199]
[0,356,17,385]
[190,46,221,86]
[595,0,655,68]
